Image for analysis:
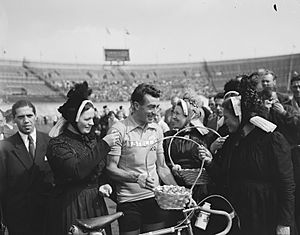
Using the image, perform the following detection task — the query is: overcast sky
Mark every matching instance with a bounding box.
[1,0,300,64]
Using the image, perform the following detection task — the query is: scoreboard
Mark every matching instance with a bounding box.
[104,49,130,62]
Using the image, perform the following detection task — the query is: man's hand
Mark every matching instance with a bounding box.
[272,102,287,115]
[137,174,156,190]
[145,177,156,190]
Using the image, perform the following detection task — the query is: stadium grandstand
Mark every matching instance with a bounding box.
[0,53,300,103]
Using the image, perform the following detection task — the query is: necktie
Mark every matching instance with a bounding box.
[28,135,35,159]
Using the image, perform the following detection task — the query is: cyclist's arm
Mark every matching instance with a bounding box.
[106,154,139,183]
[156,152,177,185]
[106,124,139,183]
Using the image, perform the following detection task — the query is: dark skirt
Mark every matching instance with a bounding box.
[44,186,111,235]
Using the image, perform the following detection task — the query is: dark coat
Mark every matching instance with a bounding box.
[258,91,291,106]
[44,129,111,235]
[268,102,300,217]
[206,114,219,131]
[0,131,53,235]
[163,127,216,200]
[207,128,295,235]
[275,92,292,105]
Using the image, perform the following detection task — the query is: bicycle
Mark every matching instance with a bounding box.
[68,132,237,235]
[68,211,123,235]
[140,134,237,235]
[68,198,234,235]
[139,196,235,235]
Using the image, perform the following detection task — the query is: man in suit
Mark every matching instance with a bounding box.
[290,74,300,112]
[0,100,53,235]
[206,92,225,131]
[258,69,291,106]
[288,74,300,233]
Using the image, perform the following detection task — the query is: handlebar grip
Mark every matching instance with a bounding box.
[212,209,232,235]
[139,207,233,235]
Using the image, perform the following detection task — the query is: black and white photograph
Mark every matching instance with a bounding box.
[1,0,300,234]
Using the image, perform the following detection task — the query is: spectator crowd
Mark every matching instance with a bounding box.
[48,75,211,102]
[1,68,300,235]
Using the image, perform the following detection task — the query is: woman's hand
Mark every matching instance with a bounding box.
[103,131,119,147]
[171,164,182,178]
[99,184,112,197]
[276,225,290,235]
[210,135,228,154]
[198,145,213,164]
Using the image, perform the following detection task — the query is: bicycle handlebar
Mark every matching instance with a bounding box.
[184,206,233,235]
[139,225,189,235]
[140,205,233,235]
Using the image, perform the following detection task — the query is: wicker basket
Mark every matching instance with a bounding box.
[178,168,210,185]
[167,126,219,187]
[153,185,192,210]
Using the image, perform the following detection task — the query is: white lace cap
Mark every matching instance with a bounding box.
[224,90,240,99]
[250,116,277,133]
[49,117,67,137]
[229,96,242,122]
[75,100,94,122]
[178,99,189,116]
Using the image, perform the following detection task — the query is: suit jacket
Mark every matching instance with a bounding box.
[0,131,53,235]
[258,90,292,105]
[206,114,219,131]
[291,97,300,113]
[277,92,292,105]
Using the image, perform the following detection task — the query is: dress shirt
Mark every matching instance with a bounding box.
[19,129,37,152]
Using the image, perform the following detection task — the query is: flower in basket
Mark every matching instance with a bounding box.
[153,185,192,210]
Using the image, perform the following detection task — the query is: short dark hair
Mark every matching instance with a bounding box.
[130,83,161,105]
[291,74,300,84]
[107,110,116,117]
[12,100,36,118]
